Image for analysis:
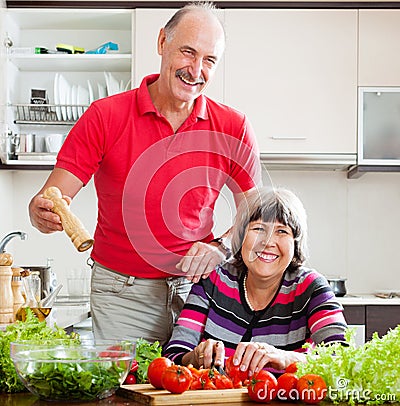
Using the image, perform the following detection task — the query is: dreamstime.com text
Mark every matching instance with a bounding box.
[255,387,397,403]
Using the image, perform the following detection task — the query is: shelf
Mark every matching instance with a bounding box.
[7,8,131,30]
[11,104,88,125]
[8,54,132,72]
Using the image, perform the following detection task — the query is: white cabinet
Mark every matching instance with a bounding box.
[134,8,224,102]
[0,5,7,159]
[359,10,400,87]
[1,8,133,165]
[224,9,358,155]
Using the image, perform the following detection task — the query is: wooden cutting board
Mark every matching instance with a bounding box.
[118,384,251,405]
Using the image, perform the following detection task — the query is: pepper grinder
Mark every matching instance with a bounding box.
[0,254,14,324]
[43,186,94,252]
[11,267,25,321]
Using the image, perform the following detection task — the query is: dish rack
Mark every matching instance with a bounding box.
[12,104,89,125]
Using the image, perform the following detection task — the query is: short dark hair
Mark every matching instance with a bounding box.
[231,187,309,270]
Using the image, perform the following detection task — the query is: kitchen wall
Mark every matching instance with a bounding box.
[1,168,399,295]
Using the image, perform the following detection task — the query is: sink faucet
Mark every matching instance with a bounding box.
[0,231,28,253]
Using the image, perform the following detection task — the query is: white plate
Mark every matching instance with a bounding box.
[77,85,89,118]
[58,74,70,121]
[66,84,73,121]
[124,78,132,91]
[54,73,62,121]
[71,85,78,121]
[87,79,94,104]
[104,71,120,96]
[97,83,107,99]
[108,72,120,95]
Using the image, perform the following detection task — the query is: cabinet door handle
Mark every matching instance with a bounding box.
[270,135,307,140]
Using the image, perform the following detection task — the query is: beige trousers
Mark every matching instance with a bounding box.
[90,261,192,346]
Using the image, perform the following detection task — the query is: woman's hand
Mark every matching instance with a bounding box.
[233,342,306,376]
[182,339,225,369]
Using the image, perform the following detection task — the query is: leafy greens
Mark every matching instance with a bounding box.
[0,308,79,393]
[296,325,400,404]
[135,338,162,383]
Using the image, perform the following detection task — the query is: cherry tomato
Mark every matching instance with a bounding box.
[130,359,138,373]
[124,373,137,385]
[297,374,327,404]
[285,362,298,373]
[147,357,174,389]
[161,365,193,394]
[277,372,299,400]
[225,355,248,387]
[247,370,278,403]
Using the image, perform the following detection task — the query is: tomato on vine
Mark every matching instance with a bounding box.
[247,370,278,403]
[147,357,173,389]
[161,365,193,394]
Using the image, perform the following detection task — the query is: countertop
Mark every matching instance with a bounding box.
[0,392,143,406]
[336,294,400,305]
[2,294,399,331]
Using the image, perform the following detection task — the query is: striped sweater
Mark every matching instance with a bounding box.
[163,264,347,364]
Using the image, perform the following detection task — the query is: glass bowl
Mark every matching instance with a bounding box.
[10,340,135,401]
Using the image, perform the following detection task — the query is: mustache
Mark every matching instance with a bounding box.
[176,69,205,85]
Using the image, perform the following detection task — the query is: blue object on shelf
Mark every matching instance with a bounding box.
[85,42,119,54]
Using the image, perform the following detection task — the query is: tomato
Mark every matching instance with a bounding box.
[277,372,299,400]
[247,370,278,403]
[225,355,248,387]
[285,362,298,373]
[297,374,327,404]
[130,359,138,373]
[161,365,193,394]
[124,373,137,385]
[147,357,174,389]
[213,373,234,390]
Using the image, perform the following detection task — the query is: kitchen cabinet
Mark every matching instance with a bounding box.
[0,5,6,154]
[343,304,400,342]
[224,9,358,155]
[359,10,400,86]
[133,8,224,102]
[1,8,133,165]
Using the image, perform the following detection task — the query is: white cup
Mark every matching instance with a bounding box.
[45,134,64,153]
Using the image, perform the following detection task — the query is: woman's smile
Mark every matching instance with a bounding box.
[255,251,279,263]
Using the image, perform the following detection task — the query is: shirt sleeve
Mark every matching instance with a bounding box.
[225,115,262,194]
[306,273,348,345]
[163,281,211,364]
[55,102,106,185]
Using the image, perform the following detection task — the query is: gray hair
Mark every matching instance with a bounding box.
[231,187,309,270]
[164,1,224,42]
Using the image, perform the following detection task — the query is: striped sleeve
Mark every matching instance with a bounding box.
[305,272,348,345]
[163,280,211,363]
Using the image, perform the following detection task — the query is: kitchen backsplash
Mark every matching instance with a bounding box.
[0,168,399,295]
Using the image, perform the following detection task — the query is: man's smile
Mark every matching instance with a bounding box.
[176,69,205,86]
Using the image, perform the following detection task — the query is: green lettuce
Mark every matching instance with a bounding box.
[0,308,79,393]
[296,325,400,404]
[135,338,162,384]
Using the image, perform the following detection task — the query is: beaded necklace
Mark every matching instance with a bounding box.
[243,274,255,312]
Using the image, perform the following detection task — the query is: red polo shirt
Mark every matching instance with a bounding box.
[56,74,260,278]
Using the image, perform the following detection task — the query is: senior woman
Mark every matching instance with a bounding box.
[163,187,347,377]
